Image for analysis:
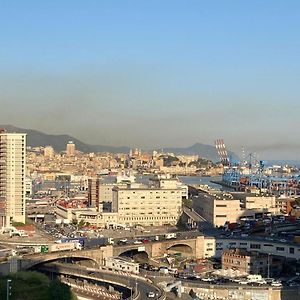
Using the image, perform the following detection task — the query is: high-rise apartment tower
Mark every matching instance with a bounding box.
[66,141,75,156]
[0,130,26,227]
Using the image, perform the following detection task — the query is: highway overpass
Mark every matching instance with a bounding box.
[37,262,165,300]
[20,236,206,270]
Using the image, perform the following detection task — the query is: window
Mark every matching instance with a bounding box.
[216,205,227,207]
[276,247,285,252]
[216,215,227,218]
[250,244,261,249]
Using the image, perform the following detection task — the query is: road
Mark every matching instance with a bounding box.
[37,262,165,300]
[183,206,206,222]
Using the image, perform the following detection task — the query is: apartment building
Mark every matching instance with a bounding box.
[88,177,130,210]
[66,175,183,227]
[0,131,26,226]
[275,197,294,214]
[66,141,75,156]
[196,190,284,227]
[112,185,182,226]
[196,192,241,226]
[245,196,276,210]
[150,173,188,198]
[222,248,269,276]
[43,146,54,158]
[88,178,100,209]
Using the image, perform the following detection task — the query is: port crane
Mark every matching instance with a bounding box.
[215,139,230,166]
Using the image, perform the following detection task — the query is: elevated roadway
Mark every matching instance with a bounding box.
[37,262,165,300]
[19,236,205,269]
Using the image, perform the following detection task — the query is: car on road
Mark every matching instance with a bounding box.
[271,281,282,287]
[238,280,249,285]
[133,240,142,244]
[147,291,155,298]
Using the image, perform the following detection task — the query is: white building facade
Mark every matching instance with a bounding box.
[0,132,26,226]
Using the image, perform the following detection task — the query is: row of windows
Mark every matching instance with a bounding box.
[217,242,297,255]
[126,196,171,199]
[120,216,177,221]
[120,191,180,194]
[223,259,241,265]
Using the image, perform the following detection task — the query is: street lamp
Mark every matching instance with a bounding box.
[267,253,270,278]
[6,279,12,300]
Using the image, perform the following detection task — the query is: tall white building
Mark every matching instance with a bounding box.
[0,131,26,227]
[66,141,75,156]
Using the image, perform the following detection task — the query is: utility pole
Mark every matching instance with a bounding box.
[267,253,270,278]
[6,279,12,300]
[135,279,138,298]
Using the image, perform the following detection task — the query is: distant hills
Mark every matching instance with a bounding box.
[0,125,238,161]
[161,143,238,162]
[0,125,130,154]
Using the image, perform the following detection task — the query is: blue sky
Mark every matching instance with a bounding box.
[0,1,300,159]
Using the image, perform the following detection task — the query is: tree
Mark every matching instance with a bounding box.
[71,219,78,225]
[0,271,77,300]
[78,220,85,228]
[48,280,77,300]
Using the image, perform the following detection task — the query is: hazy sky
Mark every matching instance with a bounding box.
[0,1,300,159]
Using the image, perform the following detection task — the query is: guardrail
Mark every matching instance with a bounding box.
[62,279,121,299]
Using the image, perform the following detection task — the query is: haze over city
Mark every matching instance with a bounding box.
[1,1,300,159]
[3,2,300,300]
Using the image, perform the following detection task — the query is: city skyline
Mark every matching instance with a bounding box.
[1,1,300,159]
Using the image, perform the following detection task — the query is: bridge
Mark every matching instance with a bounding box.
[113,235,204,258]
[20,236,206,270]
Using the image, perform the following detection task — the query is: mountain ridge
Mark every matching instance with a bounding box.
[0,125,237,161]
